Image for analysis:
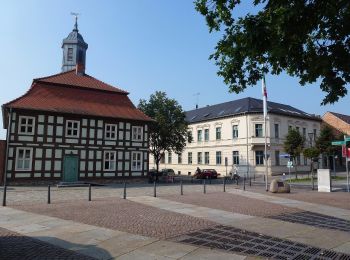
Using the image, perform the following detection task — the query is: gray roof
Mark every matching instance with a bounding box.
[186,97,321,123]
[62,23,88,48]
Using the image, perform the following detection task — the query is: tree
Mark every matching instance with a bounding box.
[138,91,192,172]
[303,147,320,188]
[315,125,342,168]
[284,129,305,178]
[194,0,350,105]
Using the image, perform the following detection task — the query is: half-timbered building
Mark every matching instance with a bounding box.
[1,19,152,184]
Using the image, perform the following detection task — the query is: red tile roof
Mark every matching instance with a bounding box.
[3,70,152,122]
[35,70,129,94]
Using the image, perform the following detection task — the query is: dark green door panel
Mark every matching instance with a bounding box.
[63,155,78,182]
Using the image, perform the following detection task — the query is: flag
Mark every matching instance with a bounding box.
[262,75,268,118]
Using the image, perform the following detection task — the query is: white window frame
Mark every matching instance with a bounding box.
[204,152,210,165]
[232,151,239,165]
[105,124,118,140]
[65,120,80,138]
[131,151,143,171]
[232,125,238,138]
[15,147,33,171]
[103,151,116,171]
[18,116,35,135]
[132,126,143,141]
[204,129,209,142]
[255,124,263,137]
[216,127,222,140]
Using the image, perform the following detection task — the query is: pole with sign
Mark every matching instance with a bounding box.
[287,160,293,183]
[331,136,350,192]
[225,157,228,177]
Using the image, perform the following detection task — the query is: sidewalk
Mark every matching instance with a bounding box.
[128,196,350,254]
[0,206,245,260]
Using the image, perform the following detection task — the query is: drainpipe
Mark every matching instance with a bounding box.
[246,113,249,179]
[3,108,12,187]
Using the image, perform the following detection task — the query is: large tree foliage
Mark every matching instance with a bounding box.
[315,125,342,168]
[195,0,350,104]
[138,91,192,172]
[284,128,305,178]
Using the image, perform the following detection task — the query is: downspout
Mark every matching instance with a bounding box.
[3,108,12,187]
[246,113,249,178]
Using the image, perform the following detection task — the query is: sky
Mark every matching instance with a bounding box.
[0,0,349,139]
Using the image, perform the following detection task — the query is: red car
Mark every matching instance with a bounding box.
[194,169,219,179]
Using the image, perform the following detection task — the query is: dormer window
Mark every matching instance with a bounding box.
[19,116,35,135]
[66,120,80,137]
[67,48,73,61]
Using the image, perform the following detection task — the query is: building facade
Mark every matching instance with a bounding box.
[152,98,322,177]
[1,20,152,183]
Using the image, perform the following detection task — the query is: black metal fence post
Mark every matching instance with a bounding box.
[153,181,157,197]
[249,177,252,187]
[123,182,126,199]
[88,184,91,201]
[47,185,51,204]
[243,176,246,191]
[2,185,7,207]
[223,177,226,192]
[203,179,206,194]
[180,179,183,195]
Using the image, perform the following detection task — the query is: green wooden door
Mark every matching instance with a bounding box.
[63,155,78,182]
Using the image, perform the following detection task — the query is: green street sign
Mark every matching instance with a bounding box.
[332,141,345,145]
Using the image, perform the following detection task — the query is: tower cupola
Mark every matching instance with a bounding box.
[61,14,88,73]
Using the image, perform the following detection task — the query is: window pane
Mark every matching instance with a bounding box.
[24,159,30,169]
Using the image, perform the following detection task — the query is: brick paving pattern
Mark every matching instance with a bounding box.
[0,227,95,260]
[13,198,215,239]
[162,191,302,217]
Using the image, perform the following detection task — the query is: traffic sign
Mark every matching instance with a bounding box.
[287,161,293,168]
[332,141,345,145]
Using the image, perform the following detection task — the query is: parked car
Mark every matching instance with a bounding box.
[194,169,219,179]
[161,168,175,182]
[147,169,162,183]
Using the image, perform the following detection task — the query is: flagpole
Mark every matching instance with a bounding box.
[262,75,268,192]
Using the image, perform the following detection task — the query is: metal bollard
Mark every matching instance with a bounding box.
[249,177,252,187]
[88,184,91,201]
[48,185,51,204]
[209,176,212,185]
[236,177,239,185]
[2,185,7,207]
[203,179,206,194]
[180,180,183,195]
[123,182,126,199]
[153,181,157,197]
[243,177,246,191]
[223,178,226,192]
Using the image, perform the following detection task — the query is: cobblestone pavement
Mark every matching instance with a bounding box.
[162,191,302,217]
[0,227,95,260]
[13,197,215,239]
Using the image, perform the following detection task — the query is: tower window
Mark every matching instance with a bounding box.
[67,48,73,61]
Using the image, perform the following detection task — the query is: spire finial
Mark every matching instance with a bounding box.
[71,12,80,31]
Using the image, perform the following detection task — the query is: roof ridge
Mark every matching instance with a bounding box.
[83,73,128,94]
[34,69,75,82]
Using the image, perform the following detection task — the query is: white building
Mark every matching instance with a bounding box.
[152,97,322,177]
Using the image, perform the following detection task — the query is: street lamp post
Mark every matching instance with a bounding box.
[308,132,315,190]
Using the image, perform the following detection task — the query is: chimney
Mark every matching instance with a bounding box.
[76,63,85,75]
[196,104,198,109]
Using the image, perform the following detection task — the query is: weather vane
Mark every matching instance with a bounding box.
[70,12,80,31]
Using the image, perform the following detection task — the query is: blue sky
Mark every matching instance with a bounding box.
[0,0,349,139]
